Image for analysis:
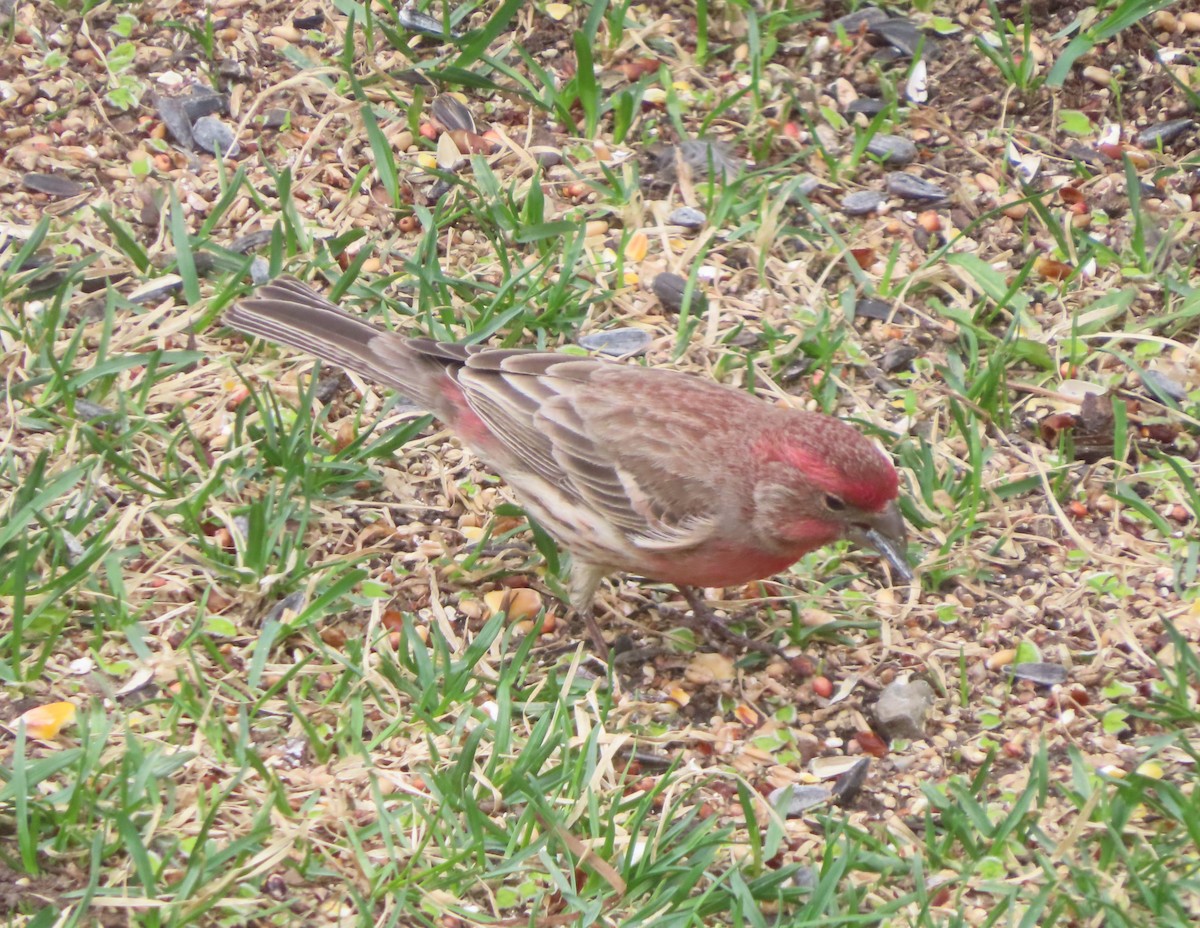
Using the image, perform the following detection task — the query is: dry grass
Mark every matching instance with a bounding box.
[2,0,1199,925]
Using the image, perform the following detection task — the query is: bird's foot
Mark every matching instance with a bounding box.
[665,586,792,661]
[572,611,652,693]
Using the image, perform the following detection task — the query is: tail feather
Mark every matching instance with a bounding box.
[225,277,443,406]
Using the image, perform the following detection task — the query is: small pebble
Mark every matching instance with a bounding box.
[263,108,291,129]
[667,206,706,229]
[769,785,831,818]
[217,59,250,82]
[192,115,240,157]
[179,85,228,123]
[532,147,562,167]
[1063,142,1112,169]
[74,399,116,422]
[154,93,195,147]
[228,230,275,254]
[874,679,935,740]
[791,867,818,890]
[662,138,741,181]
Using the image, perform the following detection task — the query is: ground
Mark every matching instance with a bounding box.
[1,0,1199,926]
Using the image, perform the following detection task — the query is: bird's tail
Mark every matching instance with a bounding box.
[225,277,446,408]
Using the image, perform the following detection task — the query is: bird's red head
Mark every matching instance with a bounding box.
[753,420,899,514]
[744,413,907,578]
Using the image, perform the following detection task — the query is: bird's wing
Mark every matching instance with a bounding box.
[451,352,721,552]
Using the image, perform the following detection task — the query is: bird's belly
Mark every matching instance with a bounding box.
[637,542,823,589]
[507,474,838,589]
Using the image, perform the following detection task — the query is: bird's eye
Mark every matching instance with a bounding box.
[824,495,846,511]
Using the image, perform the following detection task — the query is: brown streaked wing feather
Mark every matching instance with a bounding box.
[537,376,723,549]
[403,337,477,364]
[452,351,590,479]
[450,352,719,549]
[475,352,594,380]
[534,397,655,536]
[563,369,757,544]
[454,365,564,482]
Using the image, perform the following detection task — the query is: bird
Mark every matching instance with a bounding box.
[226,277,912,656]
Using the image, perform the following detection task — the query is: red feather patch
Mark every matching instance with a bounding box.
[754,432,898,512]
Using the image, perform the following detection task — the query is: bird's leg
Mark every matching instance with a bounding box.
[671,585,791,660]
[569,559,623,659]
[566,562,666,677]
[580,606,612,658]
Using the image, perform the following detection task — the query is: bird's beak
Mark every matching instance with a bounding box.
[848,500,913,582]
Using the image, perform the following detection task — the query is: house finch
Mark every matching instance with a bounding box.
[226,277,911,653]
